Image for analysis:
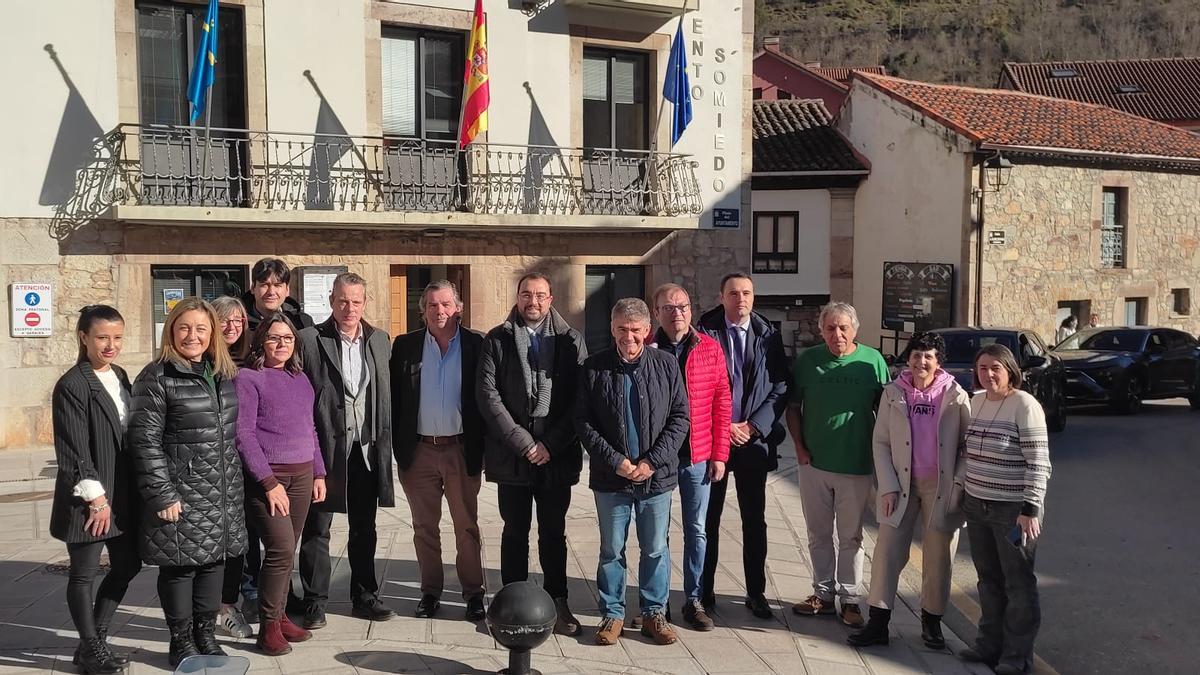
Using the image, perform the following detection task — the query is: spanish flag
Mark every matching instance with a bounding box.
[459,0,489,148]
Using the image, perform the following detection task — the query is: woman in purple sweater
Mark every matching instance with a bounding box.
[236,313,326,656]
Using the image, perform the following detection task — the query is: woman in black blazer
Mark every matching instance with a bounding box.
[50,305,142,674]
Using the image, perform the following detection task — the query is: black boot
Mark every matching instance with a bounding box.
[921,610,946,650]
[192,612,227,656]
[74,626,129,668]
[76,637,124,674]
[846,606,891,647]
[166,619,200,668]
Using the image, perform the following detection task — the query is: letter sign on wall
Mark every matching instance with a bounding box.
[11,283,53,338]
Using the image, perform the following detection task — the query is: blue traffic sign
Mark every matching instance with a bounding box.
[24,292,40,306]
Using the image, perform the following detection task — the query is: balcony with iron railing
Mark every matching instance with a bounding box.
[66,124,702,233]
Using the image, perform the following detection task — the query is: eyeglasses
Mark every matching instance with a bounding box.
[220,318,246,328]
[264,335,295,345]
[658,304,691,315]
[519,292,551,302]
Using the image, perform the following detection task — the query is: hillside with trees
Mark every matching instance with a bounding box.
[755,0,1200,86]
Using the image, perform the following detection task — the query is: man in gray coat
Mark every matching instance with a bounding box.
[477,272,587,636]
[293,272,395,629]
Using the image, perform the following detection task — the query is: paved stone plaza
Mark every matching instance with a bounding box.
[0,448,995,674]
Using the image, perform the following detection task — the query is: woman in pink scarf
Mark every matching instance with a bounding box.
[848,332,971,649]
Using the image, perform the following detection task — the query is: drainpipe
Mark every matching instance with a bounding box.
[974,159,986,327]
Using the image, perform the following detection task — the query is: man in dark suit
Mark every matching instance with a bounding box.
[697,272,790,619]
[295,272,396,628]
[391,280,487,621]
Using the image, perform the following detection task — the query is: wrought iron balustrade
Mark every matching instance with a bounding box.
[99,124,702,218]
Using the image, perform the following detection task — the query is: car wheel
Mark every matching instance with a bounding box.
[1112,374,1143,415]
[1047,385,1067,432]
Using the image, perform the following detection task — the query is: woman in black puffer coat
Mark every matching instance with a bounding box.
[128,297,247,668]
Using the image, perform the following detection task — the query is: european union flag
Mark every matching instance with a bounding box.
[663,21,692,146]
[187,0,219,124]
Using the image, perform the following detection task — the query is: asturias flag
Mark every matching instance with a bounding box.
[187,0,219,124]
[663,20,692,146]
[460,0,490,148]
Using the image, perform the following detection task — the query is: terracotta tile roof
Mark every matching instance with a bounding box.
[752,99,868,173]
[855,72,1200,162]
[811,65,886,84]
[1001,58,1200,123]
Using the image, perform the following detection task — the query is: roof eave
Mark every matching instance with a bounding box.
[979,142,1200,167]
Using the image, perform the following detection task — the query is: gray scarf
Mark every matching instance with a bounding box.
[512,310,556,419]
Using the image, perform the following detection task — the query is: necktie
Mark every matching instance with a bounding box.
[528,328,540,370]
[729,326,744,423]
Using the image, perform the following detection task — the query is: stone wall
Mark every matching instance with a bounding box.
[980,162,1200,343]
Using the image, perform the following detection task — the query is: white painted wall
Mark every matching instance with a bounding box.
[0,0,745,220]
[750,188,831,296]
[837,83,973,348]
[2,1,119,218]
[263,0,368,137]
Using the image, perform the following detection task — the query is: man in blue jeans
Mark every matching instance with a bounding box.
[576,298,690,647]
[651,283,731,631]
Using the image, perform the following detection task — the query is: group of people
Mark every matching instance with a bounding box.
[50,258,1051,675]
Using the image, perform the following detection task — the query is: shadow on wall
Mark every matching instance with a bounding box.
[303,69,359,211]
[522,81,567,215]
[41,44,123,243]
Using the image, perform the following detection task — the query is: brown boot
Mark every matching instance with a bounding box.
[256,619,292,656]
[593,617,624,646]
[640,612,678,645]
[792,595,836,616]
[278,613,313,643]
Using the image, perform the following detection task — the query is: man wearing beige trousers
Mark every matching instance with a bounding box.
[786,302,891,629]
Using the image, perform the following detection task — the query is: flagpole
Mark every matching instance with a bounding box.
[452,3,479,212]
[649,0,689,158]
[201,86,213,203]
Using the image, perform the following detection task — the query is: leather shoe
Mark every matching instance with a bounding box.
[414,594,441,618]
[700,594,716,611]
[465,596,486,621]
[302,604,327,630]
[351,596,396,622]
[959,647,998,665]
[745,594,773,619]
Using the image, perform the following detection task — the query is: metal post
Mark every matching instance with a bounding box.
[200,85,213,204]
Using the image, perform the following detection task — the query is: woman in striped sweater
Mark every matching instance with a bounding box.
[959,344,1052,675]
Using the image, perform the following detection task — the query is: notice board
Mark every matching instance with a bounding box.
[881,262,954,332]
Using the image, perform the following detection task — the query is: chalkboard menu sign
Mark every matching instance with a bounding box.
[881,262,954,332]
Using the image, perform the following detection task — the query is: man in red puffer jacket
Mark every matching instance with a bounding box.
[650,283,732,631]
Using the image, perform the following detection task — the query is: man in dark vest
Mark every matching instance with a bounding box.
[391,280,487,621]
[477,272,587,635]
[294,272,396,629]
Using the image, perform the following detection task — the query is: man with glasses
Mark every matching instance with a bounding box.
[576,298,689,647]
[697,272,790,619]
[477,272,588,635]
[242,258,314,332]
[294,272,396,628]
[650,283,731,631]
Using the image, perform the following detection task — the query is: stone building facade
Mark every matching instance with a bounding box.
[838,72,1200,350]
[0,0,753,449]
[981,164,1200,343]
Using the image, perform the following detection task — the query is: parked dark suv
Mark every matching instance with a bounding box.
[929,327,1068,432]
[1052,327,1200,414]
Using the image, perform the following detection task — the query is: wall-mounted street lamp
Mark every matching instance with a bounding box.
[984,153,1013,192]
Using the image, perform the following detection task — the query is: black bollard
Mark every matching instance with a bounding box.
[485,581,557,675]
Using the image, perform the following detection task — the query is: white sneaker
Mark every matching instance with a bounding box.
[217,607,253,638]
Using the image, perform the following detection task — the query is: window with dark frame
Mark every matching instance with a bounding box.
[1172,288,1191,316]
[150,265,248,348]
[381,27,465,143]
[136,1,249,206]
[753,212,799,273]
[1124,296,1147,326]
[582,48,649,151]
[1101,187,1127,268]
[379,26,466,211]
